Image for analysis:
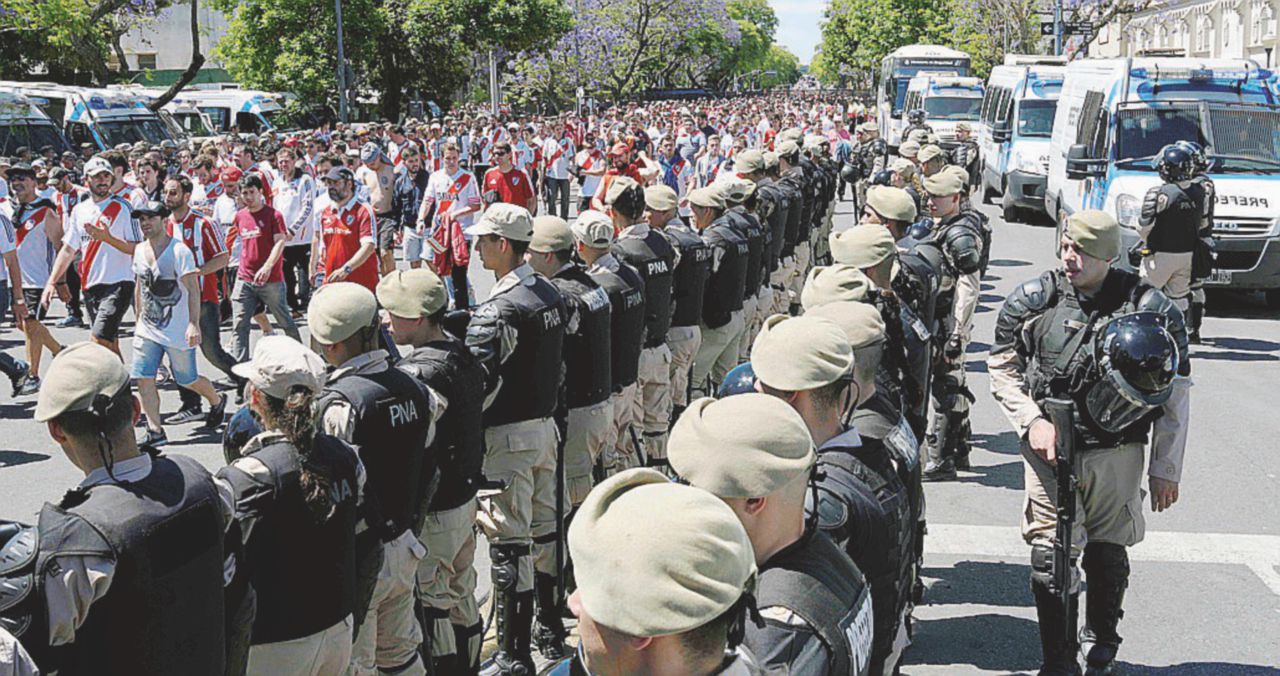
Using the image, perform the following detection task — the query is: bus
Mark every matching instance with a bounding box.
[0,82,175,150]
[877,45,971,148]
[977,56,1066,222]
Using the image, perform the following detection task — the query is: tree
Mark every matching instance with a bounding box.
[759,44,801,89]
[149,0,206,111]
[0,0,172,85]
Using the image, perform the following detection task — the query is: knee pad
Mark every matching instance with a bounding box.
[490,543,530,593]
[1030,544,1056,591]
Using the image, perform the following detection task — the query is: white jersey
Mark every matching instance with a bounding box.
[423,169,481,231]
[475,127,508,165]
[213,193,240,264]
[0,211,14,285]
[274,174,316,246]
[132,237,197,349]
[11,199,59,288]
[542,137,575,180]
[67,194,141,288]
[576,148,606,199]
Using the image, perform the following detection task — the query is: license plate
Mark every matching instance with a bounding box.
[1209,269,1233,285]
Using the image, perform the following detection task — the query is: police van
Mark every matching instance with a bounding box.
[877,45,972,149]
[0,90,71,157]
[977,56,1066,222]
[901,75,985,149]
[174,89,285,135]
[0,82,175,151]
[1046,57,1280,300]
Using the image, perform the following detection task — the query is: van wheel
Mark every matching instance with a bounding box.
[981,176,995,204]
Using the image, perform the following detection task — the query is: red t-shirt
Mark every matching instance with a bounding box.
[319,197,379,291]
[166,210,226,303]
[234,205,287,283]
[483,167,535,209]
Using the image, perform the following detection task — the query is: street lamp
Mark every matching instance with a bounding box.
[335,0,348,122]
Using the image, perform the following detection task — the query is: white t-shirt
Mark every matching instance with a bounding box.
[575,148,605,199]
[213,193,240,264]
[274,174,315,246]
[12,200,58,288]
[132,237,197,349]
[66,195,141,288]
[423,169,481,231]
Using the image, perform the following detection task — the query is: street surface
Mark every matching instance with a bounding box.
[2,197,1279,674]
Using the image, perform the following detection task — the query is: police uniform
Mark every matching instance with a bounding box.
[548,469,763,676]
[670,394,875,675]
[577,213,647,476]
[1138,179,1200,312]
[736,151,782,334]
[0,343,230,676]
[463,204,568,672]
[719,178,767,362]
[762,151,798,318]
[988,211,1191,674]
[1186,173,1215,340]
[650,185,711,416]
[310,283,438,676]
[377,269,487,673]
[689,187,749,398]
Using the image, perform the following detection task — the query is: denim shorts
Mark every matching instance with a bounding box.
[130,336,200,386]
[403,226,423,263]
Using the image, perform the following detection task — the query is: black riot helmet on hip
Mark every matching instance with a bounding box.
[870,170,894,187]
[1154,144,1195,183]
[717,362,758,398]
[907,109,927,126]
[1083,311,1178,434]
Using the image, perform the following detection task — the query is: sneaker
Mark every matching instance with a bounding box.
[166,406,205,425]
[8,360,31,397]
[139,428,168,448]
[56,315,85,328]
[156,364,171,384]
[16,375,41,397]
[923,459,957,482]
[203,395,227,430]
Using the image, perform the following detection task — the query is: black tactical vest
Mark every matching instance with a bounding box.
[1145,182,1199,253]
[662,225,711,328]
[224,436,360,644]
[612,229,676,348]
[779,168,806,252]
[796,157,819,238]
[399,338,487,512]
[551,265,614,408]
[756,182,789,274]
[749,529,873,676]
[700,216,749,329]
[31,454,227,675]
[322,364,435,539]
[476,275,568,426]
[728,207,766,298]
[589,261,646,390]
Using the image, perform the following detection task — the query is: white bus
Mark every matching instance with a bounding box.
[977,56,1066,222]
[0,82,175,150]
[877,45,971,148]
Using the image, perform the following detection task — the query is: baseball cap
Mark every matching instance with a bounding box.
[83,157,113,177]
[608,142,630,157]
[34,342,130,422]
[571,210,614,248]
[6,163,35,179]
[376,268,448,319]
[529,215,575,253]
[307,282,379,345]
[464,203,534,241]
[231,335,327,399]
[220,166,244,183]
[325,166,355,182]
[751,315,854,391]
[134,201,171,218]
[360,142,386,163]
[733,149,765,174]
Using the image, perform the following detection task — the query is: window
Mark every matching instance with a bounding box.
[1074,91,1105,157]
[1196,15,1214,52]
[1254,1,1278,43]
[135,53,157,71]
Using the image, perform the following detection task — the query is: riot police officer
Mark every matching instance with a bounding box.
[919,170,987,480]
[1137,144,1202,314]
[762,150,798,317]
[463,203,568,675]
[310,282,438,676]
[606,177,677,468]
[735,151,782,337]
[377,269,487,674]
[1178,141,1215,343]
[903,110,932,143]
[574,211,647,476]
[853,122,888,211]
[776,139,811,314]
[669,392,874,675]
[645,185,710,421]
[949,122,981,193]
[718,176,767,362]
[918,144,948,178]
[524,214,613,657]
[989,210,1191,675]
[689,185,749,399]
[221,336,363,675]
[546,469,762,675]
[1,342,229,675]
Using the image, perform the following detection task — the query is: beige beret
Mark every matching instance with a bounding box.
[907,129,931,144]
[688,185,726,210]
[34,342,130,421]
[890,158,916,178]
[733,149,766,175]
[463,202,534,241]
[605,176,641,206]
[918,144,946,163]
[779,128,804,143]
[830,224,897,269]
[898,140,920,159]
[944,164,970,184]
[751,315,853,391]
[669,394,816,498]
[865,186,917,223]
[923,170,965,196]
[775,140,800,157]
[572,210,615,247]
[762,151,779,170]
[644,185,678,212]
[955,121,972,132]
[715,175,755,205]
[804,301,887,349]
[308,282,378,345]
[376,268,447,319]
[800,264,871,310]
[1065,209,1122,261]
[569,469,756,637]
[856,121,878,134]
[529,215,575,253]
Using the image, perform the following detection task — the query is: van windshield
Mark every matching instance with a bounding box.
[0,122,70,156]
[98,117,172,146]
[1017,100,1056,138]
[1116,105,1280,171]
[924,97,981,121]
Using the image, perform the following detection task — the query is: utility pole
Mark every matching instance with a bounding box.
[489,49,499,116]
[334,0,348,122]
[1053,0,1064,56]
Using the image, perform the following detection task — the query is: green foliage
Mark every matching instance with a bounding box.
[0,0,174,84]
[759,45,801,88]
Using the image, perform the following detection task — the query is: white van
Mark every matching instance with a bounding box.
[978,57,1066,221]
[173,89,285,135]
[1046,58,1280,300]
[901,75,984,146]
[0,82,175,150]
[0,90,72,157]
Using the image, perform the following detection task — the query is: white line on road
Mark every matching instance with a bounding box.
[926,523,1280,596]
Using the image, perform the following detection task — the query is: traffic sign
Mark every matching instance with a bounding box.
[1041,22,1055,36]
[1041,21,1095,36]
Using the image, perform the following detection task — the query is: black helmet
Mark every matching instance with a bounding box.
[907,109,927,125]
[222,405,263,464]
[717,362,757,398]
[870,169,894,186]
[1084,312,1178,434]
[1154,144,1194,183]
[870,139,888,156]
[1174,140,1208,175]
[907,216,934,241]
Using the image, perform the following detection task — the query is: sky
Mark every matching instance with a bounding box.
[769,0,826,65]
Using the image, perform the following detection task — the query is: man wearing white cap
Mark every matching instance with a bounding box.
[688,185,749,399]
[669,393,874,675]
[462,203,568,673]
[545,469,761,675]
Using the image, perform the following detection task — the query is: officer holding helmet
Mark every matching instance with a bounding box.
[988,210,1191,675]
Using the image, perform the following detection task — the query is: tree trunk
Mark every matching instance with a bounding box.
[148,0,206,111]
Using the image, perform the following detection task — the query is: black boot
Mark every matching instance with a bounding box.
[453,622,483,676]
[1081,543,1129,675]
[952,412,972,470]
[1031,545,1081,675]
[1188,302,1203,344]
[532,573,568,660]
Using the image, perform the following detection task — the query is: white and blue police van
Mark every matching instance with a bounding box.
[1046,57,1280,301]
[901,75,985,147]
[0,82,175,151]
[174,88,285,136]
[978,56,1066,222]
[0,90,72,157]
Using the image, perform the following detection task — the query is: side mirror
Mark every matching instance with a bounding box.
[992,124,1012,143]
[1065,143,1104,180]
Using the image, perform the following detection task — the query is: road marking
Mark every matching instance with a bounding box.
[925,523,1280,596]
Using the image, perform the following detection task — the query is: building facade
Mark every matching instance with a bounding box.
[115,0,233,85]
[1091,0,1279,65]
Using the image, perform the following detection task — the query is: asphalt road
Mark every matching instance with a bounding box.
[2,194,1278,674]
